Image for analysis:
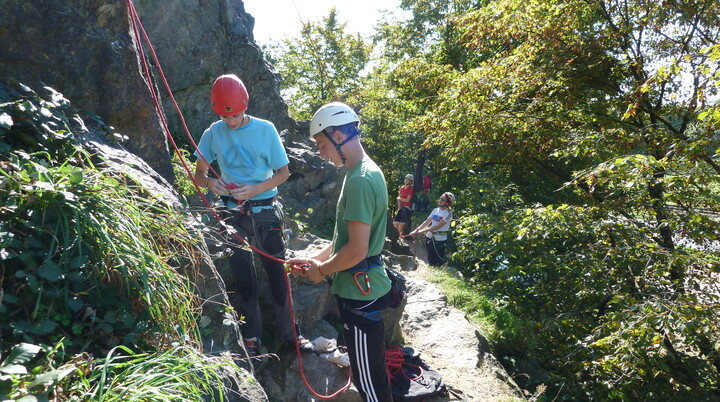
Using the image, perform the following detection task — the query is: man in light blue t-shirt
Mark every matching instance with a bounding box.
[193,74,311,358]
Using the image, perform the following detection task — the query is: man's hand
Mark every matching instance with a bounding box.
[229,183,260,201]
[208,180,237,196]
[287,257,326,284]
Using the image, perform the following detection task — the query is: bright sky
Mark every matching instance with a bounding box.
[244,0,408,45]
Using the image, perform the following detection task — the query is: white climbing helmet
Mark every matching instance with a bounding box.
[405,174,414,181]
[442,192,455,206]
[309,102,359,141]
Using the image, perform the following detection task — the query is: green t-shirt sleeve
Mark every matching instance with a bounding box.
[342,176,374,225]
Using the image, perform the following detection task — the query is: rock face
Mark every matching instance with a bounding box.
[0,0,341,225]
[0,1,172,179]
[127,0,298,140]
[1,0,295,188]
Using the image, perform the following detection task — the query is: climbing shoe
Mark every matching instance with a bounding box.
[311,336,338,353]
[292,335,315,354]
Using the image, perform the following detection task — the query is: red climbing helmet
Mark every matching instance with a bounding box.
[210,74,249,116]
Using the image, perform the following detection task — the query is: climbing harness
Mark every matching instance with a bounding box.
[340,303,383,322]
[125,0,352,398]
[346,255,383,295]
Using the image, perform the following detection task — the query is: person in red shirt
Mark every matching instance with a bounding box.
[417,174,432,211]
[393,174,415,237]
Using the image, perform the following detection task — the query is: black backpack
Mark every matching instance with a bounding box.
[386,346,448,401]
[386,267,407,308]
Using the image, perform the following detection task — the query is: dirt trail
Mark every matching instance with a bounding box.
[398,237,526,402]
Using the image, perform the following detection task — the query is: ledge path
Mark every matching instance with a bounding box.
[399,238,526,402]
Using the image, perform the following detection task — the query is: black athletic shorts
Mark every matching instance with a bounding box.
[393,206,413,224]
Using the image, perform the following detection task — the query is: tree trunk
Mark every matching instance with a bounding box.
[414,150,425,194]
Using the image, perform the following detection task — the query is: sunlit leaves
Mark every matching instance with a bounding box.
[453,198,720,399]
[264,8,372,119]
[353,1,720,396]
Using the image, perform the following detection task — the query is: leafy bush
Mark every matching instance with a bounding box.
[453,204,720,400]
[1,82,214,400]
[0,342,232,401]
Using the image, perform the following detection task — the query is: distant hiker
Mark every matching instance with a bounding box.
[422,174,432,195]
[193,74,311,357]
[393,174,415,237]
[409,192,455,266]
[288,102,394,402]
[417,173,432,211]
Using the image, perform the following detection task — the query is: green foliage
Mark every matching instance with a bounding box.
[0,342,73,401]
[264,7,372,119]
[359,0,533,203]
[1,150,201,352]
[1,82,209,400]
[353,71,429,191]
[0,82,78,157]
[171,147,199,202]
[376,0,490,64]
[453,202,720,399]
[0,342,232,401]
[697,43,720,137]
[360,0,720,398]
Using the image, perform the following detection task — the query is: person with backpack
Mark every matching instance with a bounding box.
[393,174,415,237]
[409,192,455,266]
[287,102,394,402]
[193,74,312,358]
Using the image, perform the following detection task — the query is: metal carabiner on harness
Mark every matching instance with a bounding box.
[353,272,371,295]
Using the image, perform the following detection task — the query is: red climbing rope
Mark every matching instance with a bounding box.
[385,346,424,383]
[125,0,352,398]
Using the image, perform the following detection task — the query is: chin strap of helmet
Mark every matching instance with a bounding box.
[323,126,359,166]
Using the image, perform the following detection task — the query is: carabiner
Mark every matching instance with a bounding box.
[285,263,308,275]
[353,272,371,295]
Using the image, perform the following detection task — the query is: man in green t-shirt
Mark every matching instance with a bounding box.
[288,102,393,401]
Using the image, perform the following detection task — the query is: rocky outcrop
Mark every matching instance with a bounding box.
[127,0,298,140]
[0,1,173,180]
[0,0,314,203]
[402,273,525,401]
[1,0,341,226]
